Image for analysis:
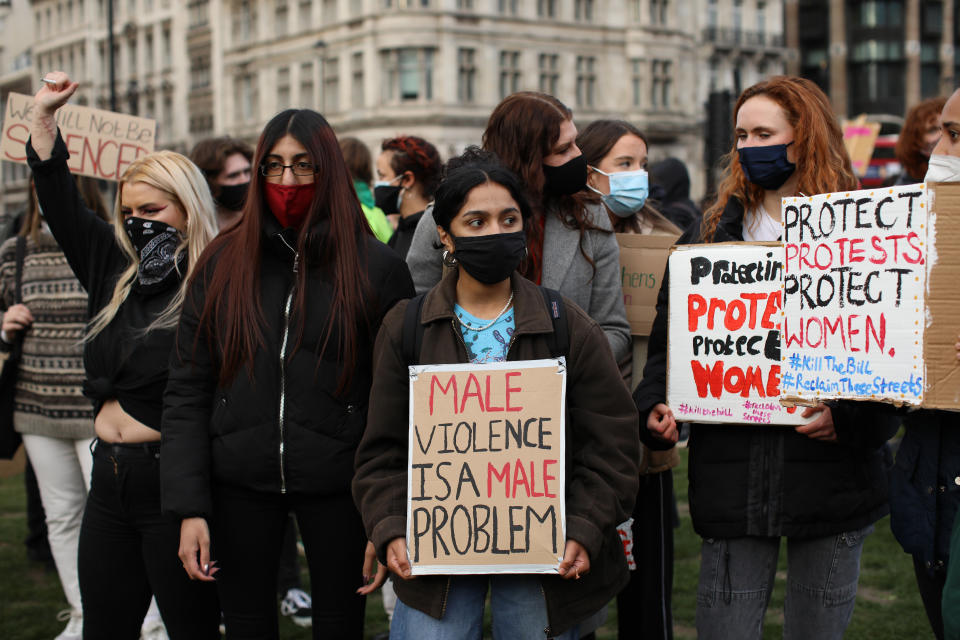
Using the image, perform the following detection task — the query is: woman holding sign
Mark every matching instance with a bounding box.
[354,149,639,639]
[634,76,898,640]
[161,108,414,638]
[27,72,220,638]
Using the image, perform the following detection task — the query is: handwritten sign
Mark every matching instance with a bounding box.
[843,115,882,177]
[617,211,682,335]
[1,92,156,181]
[407,359,566,575]
[780,185,927,405]
[667,243,807,425]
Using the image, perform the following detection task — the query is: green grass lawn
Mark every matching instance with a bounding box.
[0,447,931,639]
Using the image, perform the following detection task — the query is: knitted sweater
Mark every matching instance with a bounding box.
[0,231,94,438]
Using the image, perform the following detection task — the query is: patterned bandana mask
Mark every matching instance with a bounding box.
[124,217,186,294]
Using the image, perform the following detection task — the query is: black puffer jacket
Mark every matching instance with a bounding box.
[633,197,898,539]
[161,214,415,519]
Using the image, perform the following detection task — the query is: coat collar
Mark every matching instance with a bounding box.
[420,271,555,336]
[713,197,746,242]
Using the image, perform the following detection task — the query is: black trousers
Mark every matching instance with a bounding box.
[212,484,368,640]
[913,555,946,640]
[78,441,220,639]
[617,469,676,640]
[277,513,302,595]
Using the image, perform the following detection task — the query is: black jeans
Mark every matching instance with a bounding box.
[276,513,302,595]
[212,485,367,639]
[78,441,220,639]
[617,469,676,640]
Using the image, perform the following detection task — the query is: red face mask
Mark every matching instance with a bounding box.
[264,182,315,229]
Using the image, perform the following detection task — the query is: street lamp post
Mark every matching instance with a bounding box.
[107,0,117,111]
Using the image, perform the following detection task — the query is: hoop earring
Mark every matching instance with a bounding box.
[442,250,458,268]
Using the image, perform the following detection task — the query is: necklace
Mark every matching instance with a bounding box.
[458,292,514,332]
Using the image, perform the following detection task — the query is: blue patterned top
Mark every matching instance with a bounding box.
[454,303,515,364]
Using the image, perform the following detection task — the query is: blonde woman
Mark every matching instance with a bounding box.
[27,71,220,639]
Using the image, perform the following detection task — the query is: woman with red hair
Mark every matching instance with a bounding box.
[894,96,946,185]
[633,76,897,640]
[161,109,415,638]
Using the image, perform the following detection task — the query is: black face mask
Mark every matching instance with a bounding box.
[216,181,249,212]
[542,154,588,197]
[452,231,526,285]
[738,142,797,191]
[124,217,186,294]
[374,184,402,215]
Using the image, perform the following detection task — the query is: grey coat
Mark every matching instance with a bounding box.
[404,202,631,363]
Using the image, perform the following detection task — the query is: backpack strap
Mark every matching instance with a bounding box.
[540,287,569,360]
[401,292,428,366]
[13,236,25,306]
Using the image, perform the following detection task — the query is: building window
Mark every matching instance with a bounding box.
[575,56,596,108]
[128,38,138,76]
[190,54,211,89]
[575,0,593,21]
[161,24,171,66]
[351,52,364,108]
[732,0,742,33]
[144,31,154,73]
[458,48,476,103]
[278,66,290,108]
[650,0,668,25]
[498,0,517,14]
[300,62,315,109]
[323,57,339,113]
[651,59,672,110]
[537,0,556,18]
[237,73,258,122]
[323,0,336,23]
[707,0,717,27]
[298,0,311,29]
[631,58,642,107]
[234,0,256,42]
[275,1,288,37]
[757,0,766,33]
[457,0,474,9]
[381,48,434,102]
[499,50,521,99]
[538,54,559,95]
[188,0,209,27]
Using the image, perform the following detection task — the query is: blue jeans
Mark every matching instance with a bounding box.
[390,575,579,640]
[695,526,873,640]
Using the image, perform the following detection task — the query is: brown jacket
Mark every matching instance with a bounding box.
[353,271,640,636]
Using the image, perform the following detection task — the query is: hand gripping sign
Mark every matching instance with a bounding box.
[406,359,566,575]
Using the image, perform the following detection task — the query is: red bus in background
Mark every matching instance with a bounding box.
[860,135,900,187]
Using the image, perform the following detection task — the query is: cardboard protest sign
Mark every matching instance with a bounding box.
[1,92,156,181]
[618,211,682,336]
[407,359,566,575]
[843,115,882,177]
[922,182,960,409]
[780,184,927,405]
[666,242,808,425]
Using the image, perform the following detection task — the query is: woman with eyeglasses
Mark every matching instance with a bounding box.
[27,71,220,639]
[161,109,415,639]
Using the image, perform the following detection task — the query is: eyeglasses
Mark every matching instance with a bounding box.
[259,160,317,177]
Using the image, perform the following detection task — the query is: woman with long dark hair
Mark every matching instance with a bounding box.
[161,109,415,638]
[634,76,898,639]
[894,96,945,185]
[404,92,630,369]
[354,149,638,639]
[27,71,220,639]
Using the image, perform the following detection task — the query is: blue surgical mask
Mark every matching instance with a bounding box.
[738,142,796,190]
[587,167,649,218]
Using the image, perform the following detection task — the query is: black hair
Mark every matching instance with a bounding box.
[433,147,533,232]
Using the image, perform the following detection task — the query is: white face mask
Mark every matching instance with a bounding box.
[924,154,960,183]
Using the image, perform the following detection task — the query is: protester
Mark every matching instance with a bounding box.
[353,148,639,638]
[404,92,631,371]
[648,158,702,231]
[576,119,678,640]
[191,133,314,628]
[189,137,253,230]
[27,71,220,638]
[893,96,946,185]
[374,136,442,259]
[161,108,414,639]
[0,178,104,639]
[339,136,394,244]
[634,76,898,640]
[890,87,960,640]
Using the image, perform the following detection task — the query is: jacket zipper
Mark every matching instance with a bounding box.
[277,235,300,494]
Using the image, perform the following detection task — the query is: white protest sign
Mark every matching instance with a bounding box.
[780,184,927,405]
[407,359,566,575]
[2,92,156,181]
[667,243,808,425]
